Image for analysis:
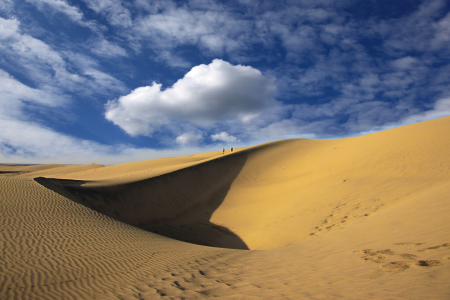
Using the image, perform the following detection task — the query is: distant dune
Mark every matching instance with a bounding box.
[1,116,450,299]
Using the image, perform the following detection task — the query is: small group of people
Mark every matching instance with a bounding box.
[222,147,233,154]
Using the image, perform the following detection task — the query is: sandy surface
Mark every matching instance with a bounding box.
[1,116,450,299]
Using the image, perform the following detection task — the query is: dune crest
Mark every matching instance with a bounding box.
[35,152,249,249]
[2,116,450,299]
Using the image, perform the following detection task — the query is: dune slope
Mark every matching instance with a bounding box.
[35,152,249,249]
[1,116,450,299]
[211,116,450,249]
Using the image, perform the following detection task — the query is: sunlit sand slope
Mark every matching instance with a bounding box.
[1,116,450,299]
[212,116,450,249]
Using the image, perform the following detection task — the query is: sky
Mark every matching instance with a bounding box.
[1,0,450,164]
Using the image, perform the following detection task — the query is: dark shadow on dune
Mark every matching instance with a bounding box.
[35,152,249,250]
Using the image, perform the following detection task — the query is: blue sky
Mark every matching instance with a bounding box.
[1,0,450,164]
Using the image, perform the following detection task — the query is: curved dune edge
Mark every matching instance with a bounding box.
[34,150,251,249]
[1,116,450,299]
[34,116,450,250]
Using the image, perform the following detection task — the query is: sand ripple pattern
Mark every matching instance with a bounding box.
[0,176,223,299]
[1,117,450,299]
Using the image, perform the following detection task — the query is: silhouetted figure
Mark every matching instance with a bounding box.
[231,147,233,152]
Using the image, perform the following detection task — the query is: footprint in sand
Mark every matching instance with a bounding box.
[357,243,446,273]
[393,242,424,246]
[416,260,443,267]
[381,261,410,273]
[417,243,450,252]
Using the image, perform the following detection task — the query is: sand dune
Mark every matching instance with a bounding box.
[1,116,450,299]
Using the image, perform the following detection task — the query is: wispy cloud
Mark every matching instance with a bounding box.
[211,132,239,143]
[0,17,126,95]
[401,98,450,124]
[133,5,255,61]
[0,16,130,164]
[25,0,100,31]
[155,50,191,68]
[89,38,128,57]
[26,0,82,22]
[0,69,65,115]
[0,116,219,165]
[2,0,450,164]
[0,68,201,165]
[0,0,14,12]
[175,132,204,146]
[0,17,83,89]
[80,0,132,27]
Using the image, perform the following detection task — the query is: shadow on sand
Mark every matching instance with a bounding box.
[35,152,249,250]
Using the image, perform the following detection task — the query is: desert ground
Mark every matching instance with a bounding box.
[1,116,450,299]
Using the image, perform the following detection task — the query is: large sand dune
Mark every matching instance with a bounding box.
[1,116,450,299]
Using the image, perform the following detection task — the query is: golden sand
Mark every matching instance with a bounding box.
[1,116,450,299]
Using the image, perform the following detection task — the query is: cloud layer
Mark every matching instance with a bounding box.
[105,59,276,137]
[1,0,450,164]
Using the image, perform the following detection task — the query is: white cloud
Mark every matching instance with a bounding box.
[0,17,126,98]
[0,69,68,131]
[200,34,225,53]
[0,69,64,113]
[83,67,126,94]
[0,17,84,90]
[0,70,202,165]
[3,0,450,165]
[0,109,243,164]
[156,50,191,68]
[24,0,105,33]
[390,56,422,70]
[134,0,174,13]
[135,8,252,55]
[376,0,450,54]
[0,0,14,12]
[0,70,203,165]
[0,17,19,38]
[26,0,84,24]
[402,98,450,124]
[81,0,132,27]
[105,59,276,136]
[0,116,213,165]
[432,11,450,48]
[175,132,203,146]
[90,38,127,57]
[0,117,105,159]
[211,132,238,143]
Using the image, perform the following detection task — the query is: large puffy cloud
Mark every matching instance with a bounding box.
[0,70,212,165]
[105,59,276,136]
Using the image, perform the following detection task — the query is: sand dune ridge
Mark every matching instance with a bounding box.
[34,150,250,249]
[1,116,450,299]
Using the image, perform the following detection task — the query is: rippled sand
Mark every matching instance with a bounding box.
[1,116,450,299]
